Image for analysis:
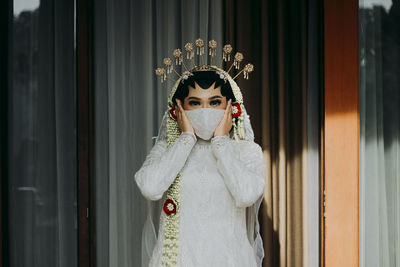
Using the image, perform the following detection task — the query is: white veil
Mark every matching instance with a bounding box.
[140,106,265,267]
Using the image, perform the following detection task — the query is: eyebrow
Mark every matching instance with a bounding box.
[187,95,222,101]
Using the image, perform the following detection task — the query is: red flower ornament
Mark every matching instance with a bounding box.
[169,105,177,120]
[163,198,177,215]
[231,102,242,118]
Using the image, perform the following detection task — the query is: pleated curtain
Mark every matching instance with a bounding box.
[359,3,400,266]
[223,1,310,266]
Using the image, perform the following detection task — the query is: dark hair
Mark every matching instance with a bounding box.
[172,71,236,104]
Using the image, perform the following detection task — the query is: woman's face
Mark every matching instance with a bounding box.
[182,81,228,110]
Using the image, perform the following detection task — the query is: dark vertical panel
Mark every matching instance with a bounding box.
[76,0,95,266]
[307,0,323,266]
[93,0,109,265]
[0,1,12,267]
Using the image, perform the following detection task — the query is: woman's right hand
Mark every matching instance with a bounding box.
[176,99,194,133]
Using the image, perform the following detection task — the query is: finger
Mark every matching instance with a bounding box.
[178,102,188,118]
[226,101,233,125]
[176,106,181,120]
[224,99,231,117]
[226,105,232,124]
[177,99,183,110]
[227,99,232,111]
[176,103,181,121]
[177,100,183,116]
[179,102,186,120]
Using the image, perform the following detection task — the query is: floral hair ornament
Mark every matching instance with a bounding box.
[169,105,177,120]
[163,198,177,215]
[232,102,242,118]
[154,38,254,266]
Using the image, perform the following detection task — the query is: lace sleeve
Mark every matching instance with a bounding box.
[211,135,266,208]
[134,132,196,201]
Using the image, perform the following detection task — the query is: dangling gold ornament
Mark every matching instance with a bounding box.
[184,43,194,59]
[223,44,233,62]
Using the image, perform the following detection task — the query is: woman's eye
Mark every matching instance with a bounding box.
[189,101,200,106]
[210,100,221,106]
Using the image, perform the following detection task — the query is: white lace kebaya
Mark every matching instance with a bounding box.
[134,112,266,266]
[136,40,264,267]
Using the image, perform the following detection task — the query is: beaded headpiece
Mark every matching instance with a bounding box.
[155,38,254,266]
[155,39,254,84]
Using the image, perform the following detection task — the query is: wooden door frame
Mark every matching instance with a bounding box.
[322,0,359,266]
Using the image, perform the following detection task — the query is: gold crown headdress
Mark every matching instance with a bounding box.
[155,38,254,83]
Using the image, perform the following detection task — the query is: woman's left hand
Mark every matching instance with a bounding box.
[213,99,233,137]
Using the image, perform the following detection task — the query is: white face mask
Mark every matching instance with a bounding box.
[185,108,225,140]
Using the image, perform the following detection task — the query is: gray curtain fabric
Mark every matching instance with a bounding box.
[8,0,77,266]
[94,1,223,266]
[359,2,400,267]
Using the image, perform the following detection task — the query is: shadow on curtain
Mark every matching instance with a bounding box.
[223,0,309,266]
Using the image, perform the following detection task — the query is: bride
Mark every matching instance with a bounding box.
[134,40,266,267]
